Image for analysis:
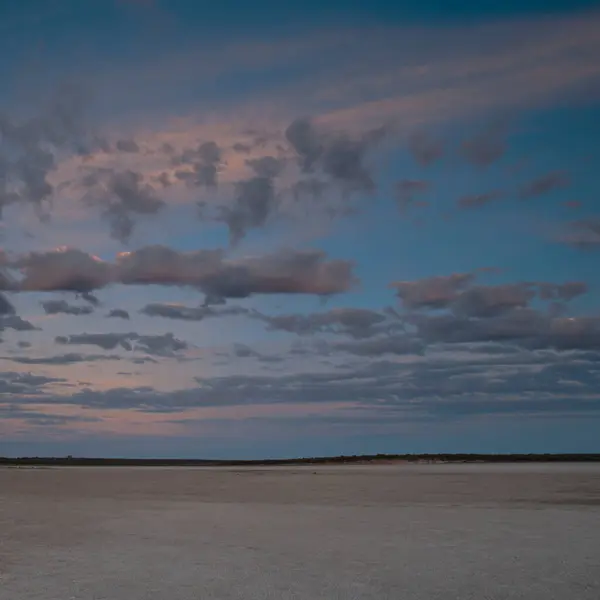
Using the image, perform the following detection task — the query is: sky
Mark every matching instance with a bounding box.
[1,0,600,458]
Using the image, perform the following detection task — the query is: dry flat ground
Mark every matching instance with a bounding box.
[1,463,599,599]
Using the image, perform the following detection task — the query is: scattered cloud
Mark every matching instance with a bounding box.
[55,332,188,356]
[519,170,570,199]
[81,168,165,243]
[407,131,444,166]
[8,246,357,303]
[396,179,429,214]
[41,299,94,316]
[560,218,600,249]
[107,308,130,319]
[0,315,38,332]
[140,303,249,321]
[457,191,501,209]
[391,273,475,310]
[460,124,507,167]
[252,307,399,338]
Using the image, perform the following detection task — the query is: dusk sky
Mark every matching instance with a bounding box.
[1,0,600,458]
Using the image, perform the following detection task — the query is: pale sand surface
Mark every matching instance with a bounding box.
[1,464,599,599]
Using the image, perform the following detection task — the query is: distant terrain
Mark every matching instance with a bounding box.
[1,453,599,467]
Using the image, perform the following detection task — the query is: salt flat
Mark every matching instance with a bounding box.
[1,464,599,599]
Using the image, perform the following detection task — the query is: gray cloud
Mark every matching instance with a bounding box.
[8,245,357,302]
[392,273,588,318]
[334,334,424,356]
[14,348,600,420]
[451,283,536,318]
[537,281,588,301]
[0,404,101,426]
[55,332,188,356]
[519,170,570,199]
[253,307,399,339]
[217,155,288,244]
[232,142,252,154]
[220,174,279,244]
[140,303,249,321]
[0,83,88,217]
[391,273,475,310]
[115,138,140,153]
[81,169,165,242]
[4,353,122,365]
[41,299,94,316]
[560,218,600,249]
[80,292,100,306]
[232,343,259,358]
[407,131,443,166]
[173,141,223,188]
[285,117,385,192]
[457,191,501,209]
[0,371,65,395]
[412,309,600,351]
[0,292,15,315]
[0,315,37,331]
[460,124,507,167]
[396,179,429,214]
[15,247,115,293]
[117,246,356,304]
[107,308,130,319]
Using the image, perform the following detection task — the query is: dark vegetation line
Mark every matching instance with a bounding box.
[1,453,599,466]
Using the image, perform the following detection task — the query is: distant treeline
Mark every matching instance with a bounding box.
[1,453,599,467]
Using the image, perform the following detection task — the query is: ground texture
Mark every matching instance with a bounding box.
[1,463,599,599]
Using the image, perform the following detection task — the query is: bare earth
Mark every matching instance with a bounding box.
[1,463,599,599]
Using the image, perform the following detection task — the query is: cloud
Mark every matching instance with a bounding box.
[395,179,429,214]
[407,131,443,166]
[55,332,188,356]
[140,303,249,321]
[560,218,600,249]
[0,292,15,316]
[451,283,536,318]
[392,273,588,317]
[0,404,102,426]
[460,124,507,167]
[8,245,357,302]
[252,307,400,339]
[412,310,600,352]
[172,141,223,188]
[457,191,501,209]
[0,315,37,331]
[219,169,280,245]
[391,273,475,310]
[519,170,570,199]
[81,292,100,306]
[4,353,122,365]
[115,139,140,153]
[334,334,424,356]
[537,281,588,301]
[0,82,92,221]
[15,247,115,293]
[285,117,385,192]
[382,272,596,354]
[41,299,94,316]
[232,343,259,358]
[0,371,65,395]
[232,142,252,154]
[81,168,165,242]
[107,308,130,319]
[13,348,600,421]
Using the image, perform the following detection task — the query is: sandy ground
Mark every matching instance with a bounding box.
[1,463,599,599]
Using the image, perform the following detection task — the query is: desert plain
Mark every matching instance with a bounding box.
[1,463,599,599]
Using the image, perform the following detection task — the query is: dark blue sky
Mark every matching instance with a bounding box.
[0,0,599,457]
